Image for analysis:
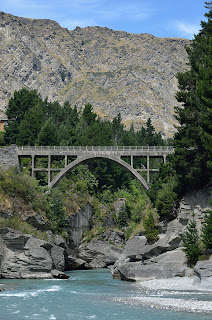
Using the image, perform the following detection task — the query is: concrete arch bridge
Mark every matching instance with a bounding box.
[16,146,174,190]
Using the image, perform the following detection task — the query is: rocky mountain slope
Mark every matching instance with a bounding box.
[0,11,189,137]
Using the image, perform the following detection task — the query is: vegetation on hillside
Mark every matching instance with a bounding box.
[1,2,212,260]
[173,1,212,264]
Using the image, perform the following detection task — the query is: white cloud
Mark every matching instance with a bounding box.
[175,21,201,38]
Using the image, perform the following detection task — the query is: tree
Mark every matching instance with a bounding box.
[81,103,96,125]
[143,212,159,244]
[173,2,212,192]
[5,89,43,144]
[112,113,124,145]
[182,219,201,266]
[201,210,212,252]
[155,176,178,220]
[36,118,58,146]
[16,104,45,145]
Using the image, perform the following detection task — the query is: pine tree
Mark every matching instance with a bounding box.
[16,104,45,145]
[201,210,212,252]
[143,212,159,244]
[36,118,58,146]
[5,89,43,144]
[173,2,212,192]
[182,220,201,266]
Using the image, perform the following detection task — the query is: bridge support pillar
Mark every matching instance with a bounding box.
[48,155,51,187]
[131,155,133,167]
[147,155,150,184]
[31,154,35,177]
[16,155,22,172]
[163,155,167,164]
[65,155,68,167]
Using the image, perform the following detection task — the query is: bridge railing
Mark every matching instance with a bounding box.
[16,145,174,153]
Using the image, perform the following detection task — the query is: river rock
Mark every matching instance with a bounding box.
[78,240,123,269]
[113,248,192,281]
[122,236,148,260]
[0,227,68,279]
[51,246,65,271]
[66,256,87,270]
[193,257,212,288]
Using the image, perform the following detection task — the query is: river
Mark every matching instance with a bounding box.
[0,269,211,320]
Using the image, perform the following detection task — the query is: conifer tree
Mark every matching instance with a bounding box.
[173,2,212,192]
[182,219,201,266]
[5,89,43,144]
[201,210,212,252]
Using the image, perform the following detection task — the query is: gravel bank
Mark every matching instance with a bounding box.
[114,277,212,313]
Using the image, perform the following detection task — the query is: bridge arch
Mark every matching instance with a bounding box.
[49,154,149,190]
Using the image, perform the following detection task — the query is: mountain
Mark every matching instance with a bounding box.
[0,11,189,137]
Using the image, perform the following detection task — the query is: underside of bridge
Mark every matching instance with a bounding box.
[48,154,149,189]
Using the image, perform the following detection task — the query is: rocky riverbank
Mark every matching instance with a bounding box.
[0,186,211,286]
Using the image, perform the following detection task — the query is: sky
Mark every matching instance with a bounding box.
[0,0,207,39]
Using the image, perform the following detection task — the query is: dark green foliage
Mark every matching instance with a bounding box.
[5,88,164,150]
[155,177,178,220]
[173,2,212,192]
[148,161,179,220]
[117,208,128,227]
[143,212,159,244]
[16,104,46,145]
[47,189,67,233]
[201,210,212,252]
[36,118,58,145]
[81,103,97,125]
[5,89,43,144]
[0,132,5,146]
[182,220,201,266]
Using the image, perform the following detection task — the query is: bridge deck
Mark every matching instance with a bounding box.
[16,145,174,157]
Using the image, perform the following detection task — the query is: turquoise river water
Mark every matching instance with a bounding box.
[0,269,211,320]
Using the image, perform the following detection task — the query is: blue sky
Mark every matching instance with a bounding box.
[0,0,207,39]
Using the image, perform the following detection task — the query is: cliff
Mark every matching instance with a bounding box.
[0,11,189,136]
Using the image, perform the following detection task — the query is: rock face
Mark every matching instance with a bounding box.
[0,228,68,279]
[193,257,212,288]
[110,187,212,282]
[0,146,17,168]
[0,11,190,136]
[177,187,212,233]
[67,203,93,248]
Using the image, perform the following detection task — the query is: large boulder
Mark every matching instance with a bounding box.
[78,240,123,269]
[51,246,65,271]
[113,248,192,281]
[193,257,212,288]
[0,228,68,279]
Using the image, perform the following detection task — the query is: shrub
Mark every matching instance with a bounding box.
[117,207,128,227]
[143,212,159,244]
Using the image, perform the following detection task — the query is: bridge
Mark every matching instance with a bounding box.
[15,145,174,190]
